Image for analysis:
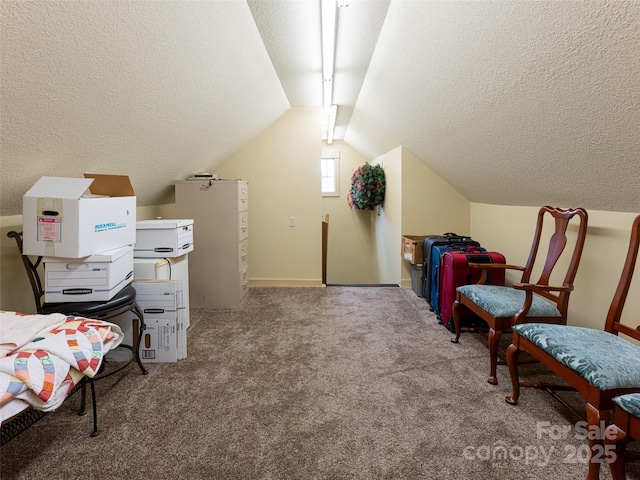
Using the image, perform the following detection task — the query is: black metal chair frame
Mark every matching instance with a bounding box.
[3,231,148,441]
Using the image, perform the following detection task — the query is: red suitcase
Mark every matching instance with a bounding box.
[439,249,506,332]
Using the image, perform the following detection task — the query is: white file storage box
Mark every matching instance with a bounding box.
[134,280,186,360]
[133,255,191,328]
[43,245,134,303]
[22,174,136,258]
[134,219,194,258]
[140,318,178,363]
[108,279,187,363]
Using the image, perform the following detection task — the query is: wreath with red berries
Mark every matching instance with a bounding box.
[347,163,386,210]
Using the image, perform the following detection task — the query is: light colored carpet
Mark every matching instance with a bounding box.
[1,286,638,479]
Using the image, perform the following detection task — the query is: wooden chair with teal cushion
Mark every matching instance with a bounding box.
[505,214,640,480]
[605,393,640,480]
[451,206,589,385]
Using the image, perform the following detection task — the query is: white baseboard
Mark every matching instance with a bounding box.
[249,279,323,288]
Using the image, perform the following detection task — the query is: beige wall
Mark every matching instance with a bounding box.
[215,107,323,286]
[399,147,471,288]
[374,147,403,284]
[321,141,378,284]
[470,204,639,332]
[2,118,637,333]
[322,143,464,286]
[0,215,31,313]
[367,145,472,287]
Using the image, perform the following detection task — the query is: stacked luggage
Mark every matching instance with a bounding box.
[420,233,506,332]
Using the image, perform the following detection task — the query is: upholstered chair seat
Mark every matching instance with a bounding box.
[451,206,589,385]
[512,323,640,391]
[614,393,640,417]
[605,393,640,479]
[456,285,562,319]
[505,214,640,480]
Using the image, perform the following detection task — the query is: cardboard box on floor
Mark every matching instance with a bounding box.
[22,174,136,258]
[133,255,191,329]
[107,279,187,363]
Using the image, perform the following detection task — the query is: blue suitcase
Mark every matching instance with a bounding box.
[428,244,484,315]
[420,234,480,299]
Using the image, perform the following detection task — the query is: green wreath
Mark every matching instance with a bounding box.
[347,163,386,210]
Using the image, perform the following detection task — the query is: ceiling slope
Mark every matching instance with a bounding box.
[346,0,640,212]
[248,0,390,141]
[0,0,289,215]
[1,1,639,216]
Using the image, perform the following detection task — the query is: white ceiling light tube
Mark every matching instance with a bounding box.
[323,78,333,114]
[321,0,337,113]
[327,104,337,144]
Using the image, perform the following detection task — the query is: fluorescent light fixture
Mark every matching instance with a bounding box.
[323,78,333,113]
[327,104,337,144]
[321,0,337,112]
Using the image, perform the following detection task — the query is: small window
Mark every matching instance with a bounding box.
[321,156,340,197]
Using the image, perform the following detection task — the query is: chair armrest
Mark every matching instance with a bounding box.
[467,263,526,271]
[512,283,574,293]
[467,263,525,284]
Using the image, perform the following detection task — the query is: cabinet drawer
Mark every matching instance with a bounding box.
[238,212,249,241]
[238,238,249,270]
[237,184,249,212]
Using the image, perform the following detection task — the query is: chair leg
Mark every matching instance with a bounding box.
[505,343,521,405]
[585,402,609,480]
[451,301,462,343]
[487,327,502,385]
[132,304,149,376]
[604,422,628,480]
[78,380,87,416]
[88,379,101,437]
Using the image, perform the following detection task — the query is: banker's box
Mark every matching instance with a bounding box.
[109,279,186,363]
[140,318,178,363]
[134,219,194,258]
[133,255,191,328]
[22,174,136,258]
[135,280,187,362]
[43,245,134,303]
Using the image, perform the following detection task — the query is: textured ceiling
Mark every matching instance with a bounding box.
[1,0,639,216]
[0,0,289,215]
[345,0,640,212]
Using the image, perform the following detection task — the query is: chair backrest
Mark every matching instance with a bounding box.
[521,206,589,316]
[605,214,640,340]
[7,231,46,314]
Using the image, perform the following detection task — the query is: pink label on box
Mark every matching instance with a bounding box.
[37,216,62,242]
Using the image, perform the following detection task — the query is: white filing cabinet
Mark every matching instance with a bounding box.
[175,179,249,309]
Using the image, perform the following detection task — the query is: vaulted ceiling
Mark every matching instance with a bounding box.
[2,0,639,216]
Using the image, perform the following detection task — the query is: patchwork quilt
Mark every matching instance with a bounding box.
[0,311,123,413]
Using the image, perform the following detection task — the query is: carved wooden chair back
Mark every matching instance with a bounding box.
[520,206,589,318]
[505,214,640,480]
[451,206,589,385]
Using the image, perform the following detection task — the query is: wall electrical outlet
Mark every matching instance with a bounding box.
[289,216,296,227]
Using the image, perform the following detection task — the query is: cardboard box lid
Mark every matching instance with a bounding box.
[84,174,135,197]
[25,175,135,200]
[24,176,94,200]
[136,219,194,230]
